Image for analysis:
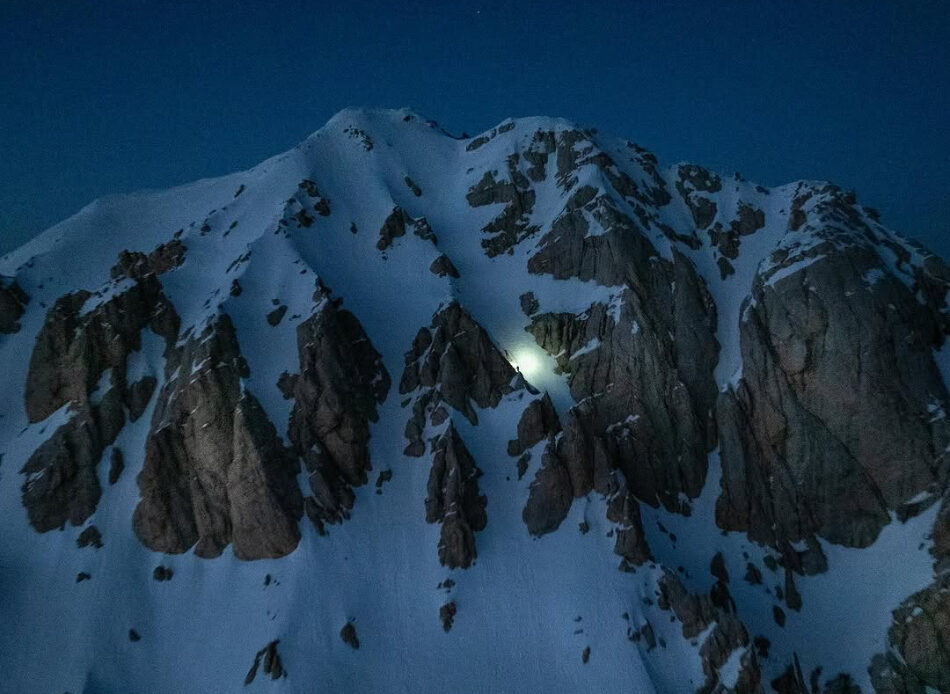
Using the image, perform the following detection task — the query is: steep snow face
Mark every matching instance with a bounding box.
[0,107,948,694]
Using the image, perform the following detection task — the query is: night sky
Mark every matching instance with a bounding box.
[1,1,947,257]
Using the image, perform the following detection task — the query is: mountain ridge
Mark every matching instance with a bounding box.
[0,107,947,694]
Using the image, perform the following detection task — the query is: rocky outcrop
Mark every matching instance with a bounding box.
[20,247,180,531]
[675,164,722,231]
[524,270,718,526]
[133,315,303,559]
[280,179,331,232]
[466,156,539,257]
[716,221,950,549]
[656,571,762,694]
[429,254,459,278]
[298,179,331,216]
[377,206,407,250]
[21,410,110,531]
[464,120,516,152]
[153,565,174,581]
[708,203,767,273]
[0,276,28,333]
[282,285,390,533]
[465,126,675,258]
[519,291,539,316]
[870,574,950,694]
[399,301,519,455]
[377,206,436,251]
[935,492,950,574]
[76,525,103,549]
[25,274,176,425]
[606,485,651,566]
[244,640,286,684]
[266,305,287,326]
[439,601,457,632]
[404,176,422,197]
[111,239,186,280]
[340,622,359,650]
[425,425,487,569]
[507,393,559,456]
[523,437,574,536]
[524,182,720,531]
[108,447,124,485]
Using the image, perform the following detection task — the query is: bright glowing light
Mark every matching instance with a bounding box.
[511,349,542,378]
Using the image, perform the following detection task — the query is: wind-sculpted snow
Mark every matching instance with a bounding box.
[0,107,948,694]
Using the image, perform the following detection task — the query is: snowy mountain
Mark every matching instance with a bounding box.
[1,107,948,694]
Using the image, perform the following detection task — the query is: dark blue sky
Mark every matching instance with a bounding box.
[1,1,948,257]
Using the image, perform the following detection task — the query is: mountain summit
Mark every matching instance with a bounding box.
[1,108,948,694]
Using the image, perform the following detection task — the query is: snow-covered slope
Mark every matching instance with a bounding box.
[1,107,948,694]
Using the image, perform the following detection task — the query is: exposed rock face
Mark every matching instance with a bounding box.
[605,486,651,566]
[6,110,950,694]
[439,601,457,632]
[107,447,125,485]
[280,179,331,231]
[20,247,180,531]
[519,291,539,316]
[935,492,950,574]
[21,412,110,531]
[266,305,288,326]
[298,179,331,216]
[466,156,539,257]
[425,425,487,569]
[707,203,766,268]
[675,164,722,232]
[377,206,436,251]
[656,571,761,694]
[283,287,390,532]
[522,180,720,537]
[429,254,459,278]
[0,276,28,333]
[524,274,717,527]
[245,640,286,684]
[25,271,176,425]
[111,239,186,280]
[717,200,950,549]
[377,206,407,250]
[870,574,950,694]
[523,437,574,536]
[399,301,519,455]
[507,392,559,457]
[76,525,103,549]
[133,315,303,559]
